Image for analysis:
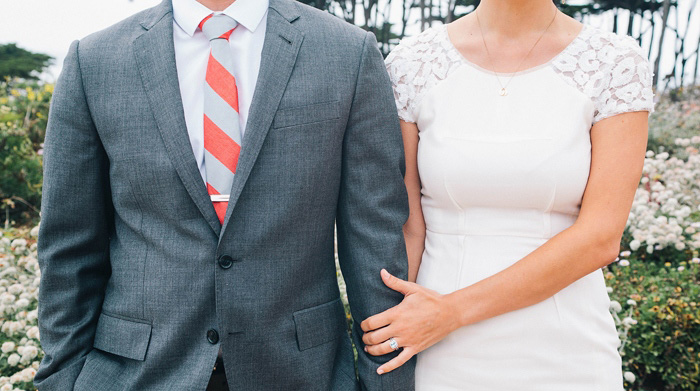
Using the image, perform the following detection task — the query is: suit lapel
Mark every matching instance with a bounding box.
[133,0,222,236]
[219,1,304,238]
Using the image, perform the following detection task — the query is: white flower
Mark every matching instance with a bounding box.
[0,293,15,305]
[26,326,39,340]
[8,373,20,384]
[29,225,39,238]
[675,242,686,251]
[692,258,700,264]
[22,367,36,380]
[622,317,637,327]
[0,384,10,391]
[629,240,641,251]
[1,342,15,353]
[6,284,22,295]
[21,345,38,359]
[19,354,32,365]
[609,300,622,313]
[624,371,636,383]
[627,299,637,306]
[678,266,685,272]
[13,299,28,309]
[618,259,630,266]
[9,239,26,249]
[606,287,614,294]
[6,354,19,366]
[619,251,631,257]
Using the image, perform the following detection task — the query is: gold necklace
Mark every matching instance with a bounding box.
[475,8,558,97]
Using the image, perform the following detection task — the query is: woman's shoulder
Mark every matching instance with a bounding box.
[553,24,655,123]
[385,25,464,123]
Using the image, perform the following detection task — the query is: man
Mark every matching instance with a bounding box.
[35,0,414,389]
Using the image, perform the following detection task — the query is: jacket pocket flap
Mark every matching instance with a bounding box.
[272,101,340,129]
[293,298,347,351]
[93,312,152,361]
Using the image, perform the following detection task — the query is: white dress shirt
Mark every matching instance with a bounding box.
[172,0,269,183]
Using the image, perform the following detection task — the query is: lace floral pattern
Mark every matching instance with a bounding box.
[551,26,655,123]
[385,23,655,124]
[385,27,463,123]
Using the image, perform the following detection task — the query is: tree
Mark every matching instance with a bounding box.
[0,44,52,80]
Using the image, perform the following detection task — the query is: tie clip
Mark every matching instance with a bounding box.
[210,195,230,202]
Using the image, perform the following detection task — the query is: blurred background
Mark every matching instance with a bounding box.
[0,1,698,390]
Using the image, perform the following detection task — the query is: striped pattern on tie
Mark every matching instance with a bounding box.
[200,14,241,224]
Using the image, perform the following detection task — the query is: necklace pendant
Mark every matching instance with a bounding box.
[499,88,507,96]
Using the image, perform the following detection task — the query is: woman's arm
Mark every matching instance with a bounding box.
[361,111,649,374]
[401,120,425,283]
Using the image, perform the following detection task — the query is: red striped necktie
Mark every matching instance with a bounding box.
[199,14,241,225]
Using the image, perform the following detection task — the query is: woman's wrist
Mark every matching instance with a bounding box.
[442,290,470,330]
[443,286,487,328]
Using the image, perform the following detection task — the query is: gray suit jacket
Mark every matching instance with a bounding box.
[35,0,414,389]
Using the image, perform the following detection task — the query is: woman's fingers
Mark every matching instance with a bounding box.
[381,269,416,295]
[361,306,397,332]
[364,336,401,356]
[377,347,415,374]
[362,323,395,346]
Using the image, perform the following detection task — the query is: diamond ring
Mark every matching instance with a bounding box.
[388,337,399,351]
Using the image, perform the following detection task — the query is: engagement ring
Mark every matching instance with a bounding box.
[389,337,399,351]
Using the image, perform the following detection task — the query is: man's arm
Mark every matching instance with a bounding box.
[336,31,415,390]
[35,40,113,390]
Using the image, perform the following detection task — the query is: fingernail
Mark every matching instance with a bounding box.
[364,346,368,352]
[377,368,384,375]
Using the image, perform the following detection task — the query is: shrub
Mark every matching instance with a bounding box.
[0,80,51,227]
[607,257,700,390]
[623,142,700,265]
[648,85,700,158]
[0,226,41,390]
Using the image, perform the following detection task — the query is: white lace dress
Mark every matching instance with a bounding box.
[386,24,654,391]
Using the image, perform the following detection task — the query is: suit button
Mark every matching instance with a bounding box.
[207,329,219,344]
[218,255,234,269]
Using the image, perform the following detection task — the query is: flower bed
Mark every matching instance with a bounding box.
[607,258,700,390]
[0,226,41,391]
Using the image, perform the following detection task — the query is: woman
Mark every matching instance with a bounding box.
[361,0,654,389]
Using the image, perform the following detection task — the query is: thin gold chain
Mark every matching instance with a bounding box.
[475,7,558,96]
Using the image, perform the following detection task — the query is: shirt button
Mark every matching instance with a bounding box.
[218,255,234,269]
[207,329,219,344]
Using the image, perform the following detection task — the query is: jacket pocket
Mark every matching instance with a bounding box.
[93,312,152,361]
[293,298,347,351]
[272,101,340,129]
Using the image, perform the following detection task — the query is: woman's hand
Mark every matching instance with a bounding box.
[361,269,462,374]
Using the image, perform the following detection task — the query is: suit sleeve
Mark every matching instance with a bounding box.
[336,31,416,391]
[34,40,113,390]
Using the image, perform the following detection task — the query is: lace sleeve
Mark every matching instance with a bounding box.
[385,27,463,124]
[594,34,655,123]
[385,41,418,123]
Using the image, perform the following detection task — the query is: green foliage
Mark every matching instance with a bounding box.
[607,259,700,390]
[0,44,52,81]
[648,85,700,158]
[0,80,51,227]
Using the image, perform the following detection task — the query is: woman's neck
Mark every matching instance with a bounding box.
[474,0,559,38]
[197,0,236,12]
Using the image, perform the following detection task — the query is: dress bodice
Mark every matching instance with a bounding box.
[385,23,655,238]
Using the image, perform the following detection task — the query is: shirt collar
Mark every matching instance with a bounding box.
[172,0,269,37]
